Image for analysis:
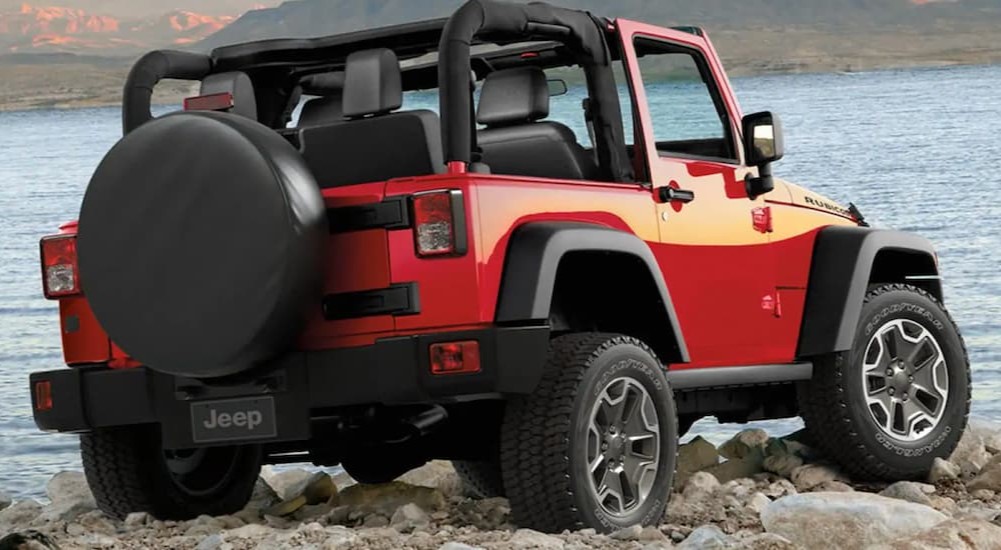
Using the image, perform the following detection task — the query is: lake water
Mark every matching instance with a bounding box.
[1,64,999,499]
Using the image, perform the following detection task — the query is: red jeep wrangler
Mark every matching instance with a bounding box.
[31,0,969,533]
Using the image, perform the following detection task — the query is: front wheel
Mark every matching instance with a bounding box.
[81,426,262,520]
[501,333,677,533]
[799,284,971,480]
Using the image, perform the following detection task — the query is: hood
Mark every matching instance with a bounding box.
[775,179,857,222]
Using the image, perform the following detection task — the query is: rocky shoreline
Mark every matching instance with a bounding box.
[4,421,1001,549]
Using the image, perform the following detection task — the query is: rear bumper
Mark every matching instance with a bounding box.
[31,326,549,449]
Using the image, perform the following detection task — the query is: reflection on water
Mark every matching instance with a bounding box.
[1,65,999,497]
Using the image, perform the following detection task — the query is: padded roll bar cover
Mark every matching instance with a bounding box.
[439,0,632,182]
[122,49,212,134]
[78,111,327,378]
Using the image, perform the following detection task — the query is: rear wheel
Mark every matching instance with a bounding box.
[799,284,970,480]
[501,333,677,533]
[81,426,262,520]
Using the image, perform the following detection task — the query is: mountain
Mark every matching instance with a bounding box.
[0,3,236,54]
[199,0,1001,51]
[0,0,275,18]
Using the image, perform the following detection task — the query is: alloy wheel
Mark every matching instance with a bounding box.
[862,318,949,442]
[585,377,661,517]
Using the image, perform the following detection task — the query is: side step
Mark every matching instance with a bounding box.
[667,362,813,391]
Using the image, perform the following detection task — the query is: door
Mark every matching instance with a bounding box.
[618,23,781,367]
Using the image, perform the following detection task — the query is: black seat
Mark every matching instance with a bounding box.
[298,49,444,188]
[199,71,258,120]
[298,71,346,126]
[477,67,597,181]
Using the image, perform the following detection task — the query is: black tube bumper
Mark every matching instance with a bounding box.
[31,326,549,449]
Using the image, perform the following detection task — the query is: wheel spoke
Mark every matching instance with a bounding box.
[597,467,626,514]
[623,387,657,437]
[882,325,906,359]
[866,372,888,396]
[911,344,941,374]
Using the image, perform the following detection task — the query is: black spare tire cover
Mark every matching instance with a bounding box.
[78,111,326,378]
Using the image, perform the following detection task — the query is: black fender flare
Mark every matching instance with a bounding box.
[495,222,689,362]
[797,225,942,357]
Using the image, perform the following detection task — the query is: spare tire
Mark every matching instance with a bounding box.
[78,111,326,378]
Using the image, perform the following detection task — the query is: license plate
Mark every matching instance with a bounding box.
[190,396,278,444]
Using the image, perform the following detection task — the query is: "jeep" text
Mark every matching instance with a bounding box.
[202,409,263,431]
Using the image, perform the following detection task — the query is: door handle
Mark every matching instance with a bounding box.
[658,187,696,204]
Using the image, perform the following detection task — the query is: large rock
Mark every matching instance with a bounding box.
[747,492,773,514]
[42,472,96,521]
[763,454,804,479]
[678,525,734,549]
[263,468,314,500]
[734,532,798,550]
[763,480,797,499]
[928,458,961,484]
[507,529,564,549]
[706,448,766,484]
[390,503,430,533]
[761,492,948,549]
[263,495,307,517]
[0,500,42,528]
[244,477,281,512]
[0,491,10,511]
[681,471,720,502]
[287,472,338,505]
[879,481,935,506]
[966,462,1001,492]
[677,436,720,477]
[398,461,463,497]
[790,463,846,492]
[871,519,1001,549]
[950,424,992,476]
[337,482,446,516]
[719,429,770,460]
[965,418,1001,454]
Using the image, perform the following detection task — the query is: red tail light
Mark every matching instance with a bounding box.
[412,190,467,257]
[430,341,481,375]
[34,380,53,411]
[184,92,235,112]
[40,235,81,299]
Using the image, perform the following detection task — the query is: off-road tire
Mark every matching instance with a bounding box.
[81,426,262,520]
[500,333,678,533]
[798,284,970,480]
[452,460,505,498]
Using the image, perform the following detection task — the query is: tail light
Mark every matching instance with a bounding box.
[34,380,53,411]
[184,92,235,112]
[412,190,467,257]
[40,235,81,299]
[430,341,481,375]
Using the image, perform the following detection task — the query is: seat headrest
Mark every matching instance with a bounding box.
[200,71,257,120]
[477,67,549,128]
[343,49,402,119]
[299,95,344,126]
[300,71,345,96]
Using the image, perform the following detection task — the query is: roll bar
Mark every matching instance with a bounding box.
[122,50,212,135]
[438,0,632,182]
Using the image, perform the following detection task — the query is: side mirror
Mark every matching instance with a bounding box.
[547,79,568,97]
[742,111,785,199]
